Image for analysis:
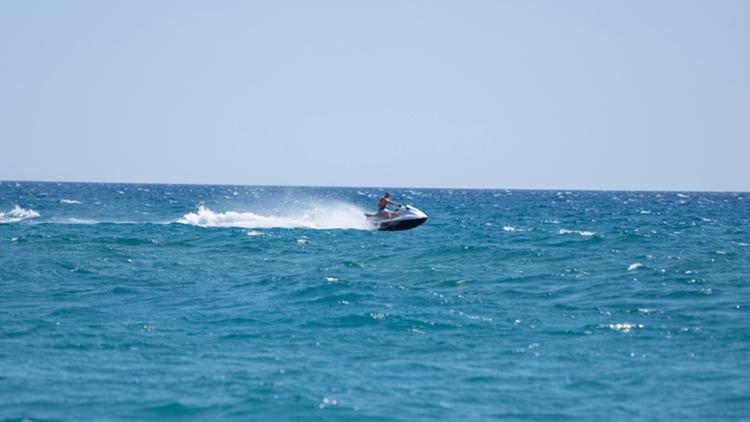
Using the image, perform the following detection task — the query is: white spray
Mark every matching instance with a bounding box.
[177,203,373,230]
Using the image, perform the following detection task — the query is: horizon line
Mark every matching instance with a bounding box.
[1,178,747,194]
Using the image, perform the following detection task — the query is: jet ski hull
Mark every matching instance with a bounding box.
[365,205,428,231]
[377,217,427,231]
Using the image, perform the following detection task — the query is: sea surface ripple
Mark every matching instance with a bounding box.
[1,182,748,420]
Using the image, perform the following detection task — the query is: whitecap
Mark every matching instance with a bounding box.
[0,206,40,223]
[559,229,595,237]
[503,225,519,232]
[370,312,387,320]
[607,323,643,333]
[59,199,81,205]
[319,397,338,409]
[628,263,643,271]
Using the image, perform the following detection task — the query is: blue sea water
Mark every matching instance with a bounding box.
[1,181,748,421]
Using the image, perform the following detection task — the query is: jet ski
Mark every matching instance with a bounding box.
[365,204,428,231]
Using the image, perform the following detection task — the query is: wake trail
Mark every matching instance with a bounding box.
[177,204,373,230]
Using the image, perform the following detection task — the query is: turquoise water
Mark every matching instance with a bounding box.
[1,182,748,420]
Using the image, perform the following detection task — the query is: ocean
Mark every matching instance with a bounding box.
[1,181,748,420]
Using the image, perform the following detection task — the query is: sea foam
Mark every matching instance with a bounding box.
[0,206,40,223]
[177,204,372,230]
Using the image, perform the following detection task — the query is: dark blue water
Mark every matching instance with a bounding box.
[1,182,748,420]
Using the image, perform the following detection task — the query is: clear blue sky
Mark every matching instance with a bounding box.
[1,1,748,190]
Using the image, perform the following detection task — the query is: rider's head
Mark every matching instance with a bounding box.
[384,192,391,198]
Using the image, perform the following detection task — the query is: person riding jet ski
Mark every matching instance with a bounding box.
[365,192,428,231]
[377,192,402,218]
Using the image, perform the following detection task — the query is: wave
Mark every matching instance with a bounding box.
[0,205,40,223]
[627,263,643,271]
[59,199,82,204]
[177,204,372,230]
[559,228,596,237]
[53,217,101,225]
